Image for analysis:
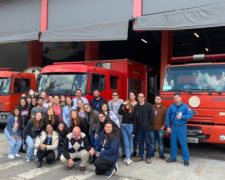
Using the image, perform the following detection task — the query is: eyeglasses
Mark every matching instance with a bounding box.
[112,94,118,97]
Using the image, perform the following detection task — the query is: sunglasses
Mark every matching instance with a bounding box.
[112,94,118,96]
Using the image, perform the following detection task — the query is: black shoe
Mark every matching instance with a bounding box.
[166,159,177,163]
[122,154,126,159]
[37,161,42,168]
[131,151,137,157]
[184,160,189,166]
[160,156,166,160]
[19,149,27,153]
[105,167,116,178]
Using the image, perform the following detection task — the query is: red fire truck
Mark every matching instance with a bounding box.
[0,69,36,124]
[38,59,148,101]
[161,54,225,144]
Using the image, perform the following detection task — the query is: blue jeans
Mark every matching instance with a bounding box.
[170,125,190,161]
[138,128,152,158]
[4,128,22,155]
[150,129,165,157]
[89,131,97,148]
[25,135,38,160]
[121,124,133,160]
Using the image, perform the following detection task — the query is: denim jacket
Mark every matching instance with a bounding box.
[5,115,22,136]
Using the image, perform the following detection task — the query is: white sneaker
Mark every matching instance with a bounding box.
[26,159,31,162]
[126,159,133,166]
[123,158,127,163]
[8,154,15,159]
[15,153,21,158]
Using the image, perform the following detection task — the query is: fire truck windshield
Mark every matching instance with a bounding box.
[0,78,10,95]
[163,64,225,92]
[38,73,87,95]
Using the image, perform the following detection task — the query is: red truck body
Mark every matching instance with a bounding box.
[0,71,36,124]
[161,58,225,144]
[38,59,147,101]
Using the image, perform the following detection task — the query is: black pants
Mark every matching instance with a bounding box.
[94,158,114,175]
[37,150,55,164]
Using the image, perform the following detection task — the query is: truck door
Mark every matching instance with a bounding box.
[147,73,159,104]
[11,78,31,107]
[89,73,108,100]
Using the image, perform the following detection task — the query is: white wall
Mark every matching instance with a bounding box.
[0,42,28,71]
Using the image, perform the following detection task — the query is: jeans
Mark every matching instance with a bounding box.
[58,145,64,159]
[150,129,165,157]
[4,128,22,155]
[89,131,97,148]
[121,124,133,160]
[138,128,152,159]
[170,125,190,161]
[25,135,38,160]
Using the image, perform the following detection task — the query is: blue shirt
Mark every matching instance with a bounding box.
[72,97,89,110]
[165,103,193,128]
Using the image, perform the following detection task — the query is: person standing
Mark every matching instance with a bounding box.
[90,89,107,112]
[83,104,99,148]
[108,92,125,158]
[31,97,48,118]
[118,100,135,166]
[150,95,167,159]
[23,112,44,161]
[4,108,22,159]
[165,93,193,166]
[72,89,89,110]
[52,95,63,123]
[133,93,154,164]
[108,92,123,124]
[62,96,75,128]
[129,91,138,157]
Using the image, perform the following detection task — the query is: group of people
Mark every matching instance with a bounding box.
[4,88,193,178]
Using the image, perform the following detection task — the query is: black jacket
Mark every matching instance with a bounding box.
[90,97,107,112]
[135,102,154,131]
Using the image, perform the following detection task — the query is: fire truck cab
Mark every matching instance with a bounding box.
[0,69,36,124]
[161,54,225,144]
[38,59,147,101]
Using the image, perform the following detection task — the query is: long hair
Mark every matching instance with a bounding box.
[77,99,84,112]
[32,112,44,128]
[47,107,56,125]
[102,120,120,143]
[123,99,133,113]
[70,110,80,127]
[101,103,110,115]
[18,97,28,109]
[12,107,22,130]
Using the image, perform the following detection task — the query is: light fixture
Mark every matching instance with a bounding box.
[141,38,148,44]
[194,32,200,38]
[205,48,209,52]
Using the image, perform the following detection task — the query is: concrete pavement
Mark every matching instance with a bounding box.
[0,132,225,180]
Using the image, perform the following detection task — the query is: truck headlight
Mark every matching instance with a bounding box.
[219,135,225,141]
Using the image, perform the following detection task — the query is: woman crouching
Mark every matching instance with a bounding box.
[34,124,59,168]
[94,121,120,178]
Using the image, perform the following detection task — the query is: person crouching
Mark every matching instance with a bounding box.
[60,127,95,171]
[34,124,59,168]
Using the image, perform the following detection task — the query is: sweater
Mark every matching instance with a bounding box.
[63,132,91,160]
